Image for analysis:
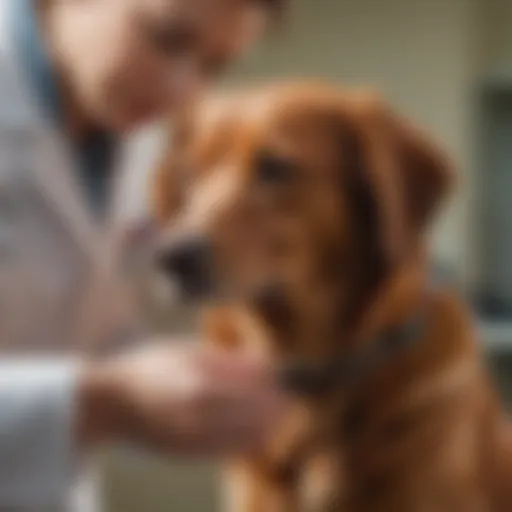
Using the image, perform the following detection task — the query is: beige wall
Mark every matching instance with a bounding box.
[228,0,481,285]
[481,0,512,75]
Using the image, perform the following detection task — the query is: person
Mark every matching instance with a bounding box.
[0,0,287,510]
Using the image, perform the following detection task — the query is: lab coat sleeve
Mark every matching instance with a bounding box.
[0,360,78,508]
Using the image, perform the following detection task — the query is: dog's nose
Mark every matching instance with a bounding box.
[156,237,212,298]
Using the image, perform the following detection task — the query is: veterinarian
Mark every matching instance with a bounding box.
[0,0,286,510]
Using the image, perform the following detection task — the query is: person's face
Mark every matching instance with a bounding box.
[56,0,268,132]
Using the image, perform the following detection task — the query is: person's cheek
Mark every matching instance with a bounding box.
[121,60,197,122]
[162,60,203,112]
[107,57,203,129]
[111,68,162,127]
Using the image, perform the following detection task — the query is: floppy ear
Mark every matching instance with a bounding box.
[387,106,455,237]
[344,96,454,271]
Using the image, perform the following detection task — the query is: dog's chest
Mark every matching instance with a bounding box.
[299,450,346,511]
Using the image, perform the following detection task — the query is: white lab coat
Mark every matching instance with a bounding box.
[0,3,165,510]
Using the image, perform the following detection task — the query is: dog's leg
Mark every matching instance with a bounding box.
[220,413,318,512]
[220,408,311,512]
[301,451,347,512]
[204,309,310,512]
[222,462,300,512]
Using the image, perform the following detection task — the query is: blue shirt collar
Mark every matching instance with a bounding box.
[8,0,64,123]
[8,0,116,217]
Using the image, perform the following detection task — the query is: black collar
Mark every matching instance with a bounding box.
[277,306,429,397]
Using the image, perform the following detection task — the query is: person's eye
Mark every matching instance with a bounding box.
[254,151,297,184]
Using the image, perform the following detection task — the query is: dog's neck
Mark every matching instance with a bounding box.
[345,249,430,349]
[255,248,430,367]
[331,257,483,511]
[208,253,484,510]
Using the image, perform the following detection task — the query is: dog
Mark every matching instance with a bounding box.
[151,82,512,512]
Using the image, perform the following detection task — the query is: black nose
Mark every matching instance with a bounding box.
[156,238,212,298]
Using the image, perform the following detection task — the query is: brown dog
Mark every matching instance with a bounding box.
[152,83,512,512]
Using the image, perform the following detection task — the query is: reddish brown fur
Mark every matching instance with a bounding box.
[153,83,512,512]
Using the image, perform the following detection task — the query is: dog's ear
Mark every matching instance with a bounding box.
[342,95,454,271]
[385,104,455,238]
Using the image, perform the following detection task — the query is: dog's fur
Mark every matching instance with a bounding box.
[152,83,512,512]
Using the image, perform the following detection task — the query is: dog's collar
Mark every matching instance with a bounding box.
[277,304,430,397]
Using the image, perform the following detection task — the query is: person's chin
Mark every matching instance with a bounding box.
[110,115,146,133]
[126,104,162,128]
[101,106,156,133]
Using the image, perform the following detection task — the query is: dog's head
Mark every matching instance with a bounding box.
[153,83,453,353]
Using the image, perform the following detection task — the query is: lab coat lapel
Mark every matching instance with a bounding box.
[71,126,167,354]
[31,127,107,263]
[106,124,167,264]
[0,2,102,265]
[24,118,162,354]
[30,128,127,352]
[63,142,138,354]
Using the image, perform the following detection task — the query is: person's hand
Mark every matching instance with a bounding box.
[78,342,286,457]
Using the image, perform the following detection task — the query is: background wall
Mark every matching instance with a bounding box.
[481,0,512,73]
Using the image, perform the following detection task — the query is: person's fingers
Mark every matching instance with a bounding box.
[198,347,272,382]
[171,413,269,458]
[166,385,283,456]
[105,341,291,457]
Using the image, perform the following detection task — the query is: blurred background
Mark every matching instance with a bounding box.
[106,0,512,509]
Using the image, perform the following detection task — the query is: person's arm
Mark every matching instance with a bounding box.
[0,360,77,508]
[0,344,285,509]
[77,344,286,457]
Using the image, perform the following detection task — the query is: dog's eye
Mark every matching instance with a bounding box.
[254,152,296,184]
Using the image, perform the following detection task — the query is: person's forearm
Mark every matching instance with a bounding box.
[0,360,77,508]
